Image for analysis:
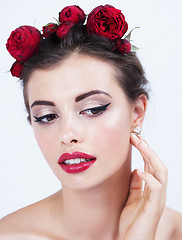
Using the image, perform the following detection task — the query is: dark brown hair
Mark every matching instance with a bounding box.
[21,24,149,121]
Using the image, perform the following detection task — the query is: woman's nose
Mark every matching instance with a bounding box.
[59,116,83,146]
[61,134,78,145]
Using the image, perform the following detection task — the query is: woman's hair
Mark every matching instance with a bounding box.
[21,24,149,121]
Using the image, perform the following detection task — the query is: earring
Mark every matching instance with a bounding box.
[133,126,142,136]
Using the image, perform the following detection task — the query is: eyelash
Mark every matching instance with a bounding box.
[79,102,111,117]
[33,103,111,124]
[33,114,59,124]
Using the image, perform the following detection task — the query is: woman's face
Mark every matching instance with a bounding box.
[27,54,141,190]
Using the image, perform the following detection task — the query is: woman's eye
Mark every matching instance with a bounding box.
[80,103,111,117]
[33,114,59,124]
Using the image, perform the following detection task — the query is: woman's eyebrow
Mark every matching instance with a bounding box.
[75,90,112,102]
[30,91,111,108]
[31,100,55,108]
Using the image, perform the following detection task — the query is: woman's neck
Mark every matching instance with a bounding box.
[54,159,131,240]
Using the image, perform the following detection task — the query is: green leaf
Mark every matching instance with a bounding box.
[131,44,139,52]
[53,17,60,24]
[125,27,140,41]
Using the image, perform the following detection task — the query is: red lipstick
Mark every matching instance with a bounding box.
[58,151,96,174]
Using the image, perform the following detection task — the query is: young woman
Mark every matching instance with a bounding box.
[1,5,182,240]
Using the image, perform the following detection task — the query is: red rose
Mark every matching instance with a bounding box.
[114,39,131,54]
[59,5,86,24]
[43,23,58,38]
[10,61,24,78]
[87,5,128,41]
[56,22,74,38]
[6,26,41,61]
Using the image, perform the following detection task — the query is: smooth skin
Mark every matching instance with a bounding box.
[0,54,182,240]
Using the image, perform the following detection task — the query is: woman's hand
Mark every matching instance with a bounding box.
[118,133,168,240]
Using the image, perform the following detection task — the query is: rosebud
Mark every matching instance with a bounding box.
[43,23,58,38]
[10,61,24,78]
[114,39,131,54]
[59,5,86,24]
[56,22,74,38]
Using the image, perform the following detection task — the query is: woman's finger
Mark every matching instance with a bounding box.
[130,133,168,185]
[141,152,155,176]
[137,170,163,193]
[127,169,143,204]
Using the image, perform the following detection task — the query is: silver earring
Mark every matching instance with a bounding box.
[133,126,142,136]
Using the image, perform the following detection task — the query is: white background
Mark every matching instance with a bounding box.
[0,0,182,218]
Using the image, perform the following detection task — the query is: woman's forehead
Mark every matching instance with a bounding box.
[27,54,119,91]
[26,55,126,105]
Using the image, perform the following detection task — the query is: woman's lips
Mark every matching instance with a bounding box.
[58,151,96,174]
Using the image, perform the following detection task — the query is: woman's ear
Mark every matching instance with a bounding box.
[131,94,147,130]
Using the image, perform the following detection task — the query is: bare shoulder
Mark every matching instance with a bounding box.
[156,206,182,240]
[0,201,47,239]
[0,192,61,240]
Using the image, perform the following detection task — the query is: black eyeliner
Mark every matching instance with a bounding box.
[33,114,58,123]
[80,102,111,114]
[88,102,111,112]
[33,116,44,122]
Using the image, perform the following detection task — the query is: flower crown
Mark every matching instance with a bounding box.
[6,5,138,78]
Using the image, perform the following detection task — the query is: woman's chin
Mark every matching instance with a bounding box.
[58,169,124,192]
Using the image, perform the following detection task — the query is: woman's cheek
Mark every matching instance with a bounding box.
[32,128,56,161]
[91,116,131,156]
